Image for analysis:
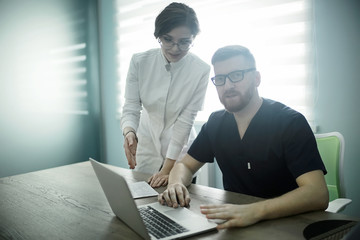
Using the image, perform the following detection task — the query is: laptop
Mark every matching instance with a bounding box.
[89,158,217,240]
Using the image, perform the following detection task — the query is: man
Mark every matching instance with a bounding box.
[158,45,329,229]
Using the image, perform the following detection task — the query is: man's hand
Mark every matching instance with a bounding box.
[200,203,261,229]
[148,171,169,188]
[158,183,191,208]
[123,132,137,169]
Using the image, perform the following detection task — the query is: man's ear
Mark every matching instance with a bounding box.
[255,71,261,87]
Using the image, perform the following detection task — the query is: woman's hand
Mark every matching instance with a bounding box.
[123,131,138,169]
[148,170,169,188]
[148,158,176,188]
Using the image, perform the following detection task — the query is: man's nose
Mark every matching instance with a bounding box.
[223,76,235,88]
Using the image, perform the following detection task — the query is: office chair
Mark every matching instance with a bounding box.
[315,132,352,213]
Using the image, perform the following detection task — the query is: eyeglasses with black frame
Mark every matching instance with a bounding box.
[158,35,193,51]
[211,68,256,86]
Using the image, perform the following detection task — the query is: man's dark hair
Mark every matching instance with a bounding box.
[154,2,200,38]
[211,45,256,67]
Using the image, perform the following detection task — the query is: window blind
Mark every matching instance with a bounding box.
[115,0,315,126]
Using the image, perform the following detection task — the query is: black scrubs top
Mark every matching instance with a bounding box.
[188,98,326,198]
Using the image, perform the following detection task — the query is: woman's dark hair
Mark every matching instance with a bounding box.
[154,2,200,38]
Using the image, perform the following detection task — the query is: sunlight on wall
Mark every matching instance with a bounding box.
[1,3,86,139]
[16,38,88,116]
[0,0,96,178]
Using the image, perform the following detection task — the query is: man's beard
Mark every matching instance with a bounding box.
[220,87,254,113]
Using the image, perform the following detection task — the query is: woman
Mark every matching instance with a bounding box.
[121,2,210,188]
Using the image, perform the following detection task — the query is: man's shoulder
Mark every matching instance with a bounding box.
[262,98,304,118]
[261,98,310,134]
[203,110,229,131]
[263,98,291,111]
[208,109,228,120]
[196,110,228,142]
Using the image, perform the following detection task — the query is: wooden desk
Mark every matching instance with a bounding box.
[0,161,357,239]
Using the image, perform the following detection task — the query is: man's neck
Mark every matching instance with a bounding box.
[233,95,263,139]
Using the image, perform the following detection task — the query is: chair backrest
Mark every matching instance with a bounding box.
[315,132,345,201]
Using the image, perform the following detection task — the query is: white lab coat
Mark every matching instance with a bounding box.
[121,48,210,174]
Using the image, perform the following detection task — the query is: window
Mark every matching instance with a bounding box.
[115,0,315,126]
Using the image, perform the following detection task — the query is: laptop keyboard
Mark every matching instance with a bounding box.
[139,206,189,239]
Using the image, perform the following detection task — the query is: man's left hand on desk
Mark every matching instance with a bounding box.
[200,203,261,229]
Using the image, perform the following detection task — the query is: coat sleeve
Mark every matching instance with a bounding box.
[120,54,142,132]
[166,65,210,160]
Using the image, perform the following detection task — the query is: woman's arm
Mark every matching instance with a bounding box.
[121,55,142,168]
[166,69,210,161]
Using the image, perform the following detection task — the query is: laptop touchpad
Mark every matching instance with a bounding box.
[165,208,194,221]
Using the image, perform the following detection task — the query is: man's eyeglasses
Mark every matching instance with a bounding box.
[158,36,193,51]
[211,68,256,86]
